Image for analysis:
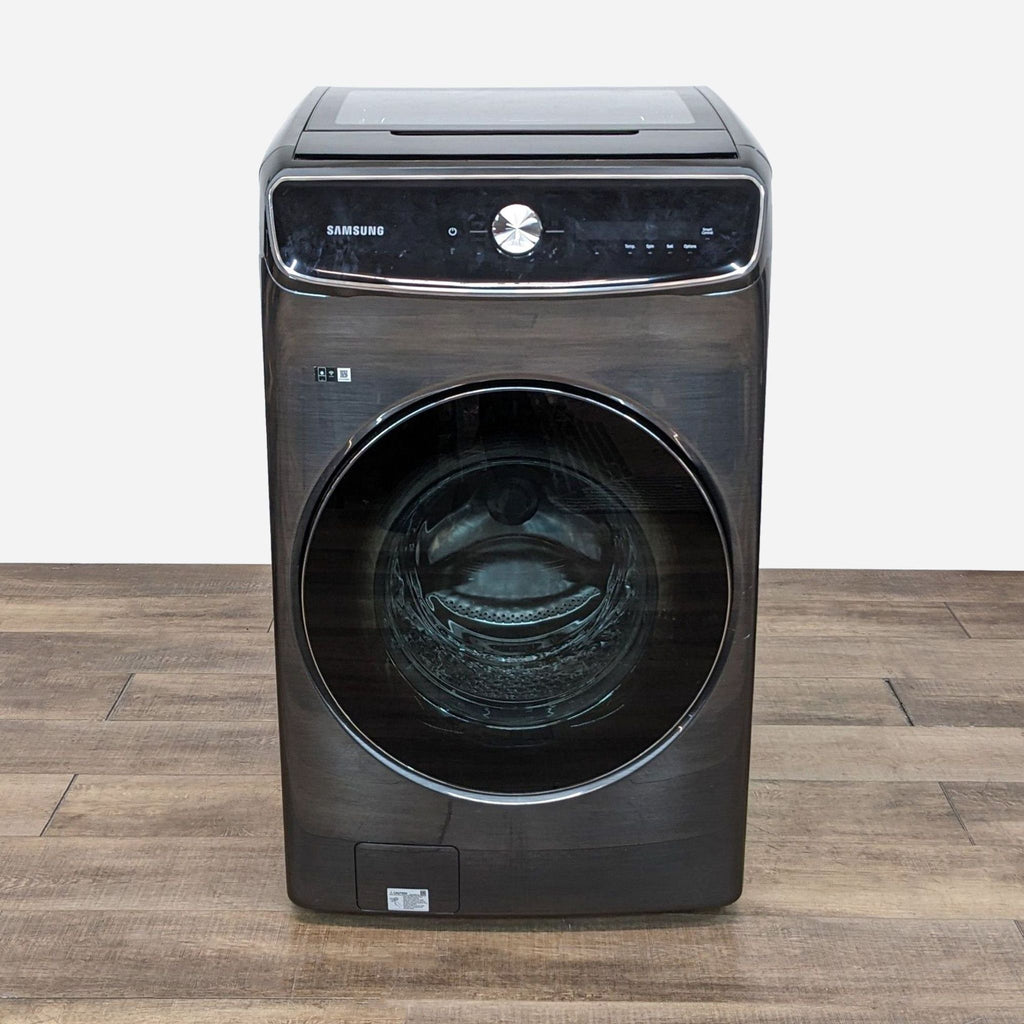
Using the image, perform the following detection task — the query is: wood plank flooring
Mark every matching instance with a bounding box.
[0,564,1022,1021]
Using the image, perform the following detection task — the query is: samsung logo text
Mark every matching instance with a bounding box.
[327,225,385,237]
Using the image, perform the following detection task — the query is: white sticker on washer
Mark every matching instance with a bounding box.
[337,367,352,382]
[386,887,429,912]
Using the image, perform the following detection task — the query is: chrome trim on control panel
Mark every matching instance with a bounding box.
[299,383,733,805]
[267,172,766,296]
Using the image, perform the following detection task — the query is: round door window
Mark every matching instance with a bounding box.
[301,385,729,797]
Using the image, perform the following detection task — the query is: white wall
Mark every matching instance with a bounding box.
[1,2,1020,568]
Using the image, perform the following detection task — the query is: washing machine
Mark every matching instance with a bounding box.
[260,87,770,915]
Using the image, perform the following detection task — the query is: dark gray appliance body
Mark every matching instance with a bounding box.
[260,87,771,915]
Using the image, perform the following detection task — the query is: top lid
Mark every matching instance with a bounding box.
[296,87,737,158]
[307,87,722,132]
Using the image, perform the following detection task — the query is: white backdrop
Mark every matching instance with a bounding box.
[1,1,1020,568]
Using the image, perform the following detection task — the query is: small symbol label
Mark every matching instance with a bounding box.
[387,887,429,912]
[315,366,352,383]
[701,226,715,236]
[448,226,458,237]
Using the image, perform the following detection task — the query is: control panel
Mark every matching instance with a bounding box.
[269,176,763,290]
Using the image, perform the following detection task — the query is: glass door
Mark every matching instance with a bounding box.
[301,385,729,797]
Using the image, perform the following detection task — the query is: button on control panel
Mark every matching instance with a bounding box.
[491,204,543,255]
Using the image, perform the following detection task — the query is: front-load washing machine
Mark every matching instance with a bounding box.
[260,87,770,915]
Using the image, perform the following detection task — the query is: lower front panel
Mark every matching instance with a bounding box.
[285,826,744,916]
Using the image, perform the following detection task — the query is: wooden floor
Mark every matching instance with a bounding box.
[0,565,1022,1023]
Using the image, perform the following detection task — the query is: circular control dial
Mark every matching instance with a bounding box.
[491,204,543,255]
